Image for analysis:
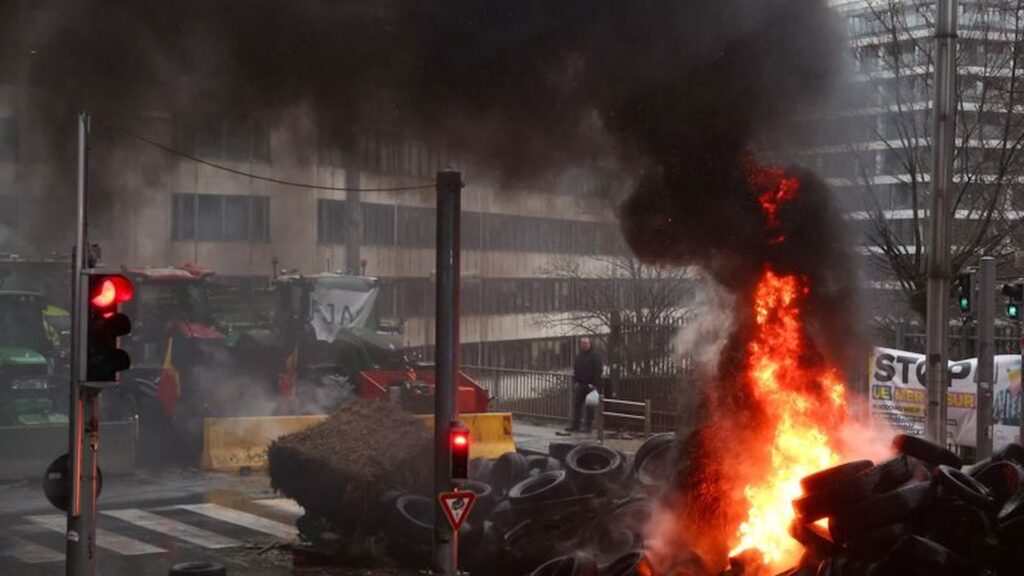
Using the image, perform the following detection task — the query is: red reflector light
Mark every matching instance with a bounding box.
[91,276,133,308]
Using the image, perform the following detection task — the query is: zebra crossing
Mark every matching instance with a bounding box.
[0,498,303,564]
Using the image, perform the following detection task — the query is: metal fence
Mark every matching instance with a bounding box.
[463,365,573,421]
[464,365,689,432]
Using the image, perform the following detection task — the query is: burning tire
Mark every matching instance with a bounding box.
[793,456,912,522]
[843,521,913,556]
[565,444,625,492]
[508,470,574,506]
[799,460,872,494]
[492,452,531,494]
[892,434,962,469]
[636,442,675,489]
[828,482,934,544]
[168,562,227,576]
[528,552,598,576]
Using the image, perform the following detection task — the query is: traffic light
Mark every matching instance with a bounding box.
[450,422,470,479]
[86,273,133,382]
[955,273,974,314]
[1003,283,1023,320]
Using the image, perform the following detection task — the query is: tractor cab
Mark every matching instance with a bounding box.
[0,291,66,426]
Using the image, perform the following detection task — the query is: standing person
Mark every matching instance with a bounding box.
[566,337,603,433]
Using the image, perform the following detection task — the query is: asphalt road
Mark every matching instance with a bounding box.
[0,420,641,575]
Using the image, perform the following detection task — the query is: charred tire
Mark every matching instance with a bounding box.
[844,522,913,556]
[527,455,563,475]
[600,551,644,576]
[549,442,576,462]
[609,497,653,537]
[565,444,624,491]
[508,470,573,505]
[389,494,433,546]
[529,552,599,576]
[995,443,1024,467]
[999,487,1024,523]
[491,452,530,494]
[793,456,912,522]
[469,457,494,484]
[632,433,675,475]
[889,535,970,576]
[460,480,496,520]
[970,460,1024,507]
[799,460,873,494]
[828,481,933,544]
[933,464,996,511]
[892,434,963,469]
[788,520,838,558]
[636,442,675,489]
[168,563,227,576]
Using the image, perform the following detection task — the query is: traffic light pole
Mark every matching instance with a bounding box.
[433,170,462,576]
[925,0,958,444]
[976,257,995,460]
[67,111,100,576]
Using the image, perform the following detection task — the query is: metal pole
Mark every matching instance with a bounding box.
[976,258,995,459]
[433,169,462,575]
[344,157,362,274]
[925,0,958,444]
[67,112,97,576]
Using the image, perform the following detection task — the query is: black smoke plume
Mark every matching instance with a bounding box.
[6,0,863,366]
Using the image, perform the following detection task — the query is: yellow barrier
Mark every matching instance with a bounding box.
[202,412,517,472]
[201,415,328,472]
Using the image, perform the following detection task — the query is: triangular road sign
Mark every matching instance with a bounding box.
[439,490,477,531]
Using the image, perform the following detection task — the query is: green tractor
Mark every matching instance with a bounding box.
[0,290,66,427]
[220,273,406,414]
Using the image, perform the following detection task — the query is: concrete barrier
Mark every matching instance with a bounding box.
[0,419,137,481]
[201,412,517,472]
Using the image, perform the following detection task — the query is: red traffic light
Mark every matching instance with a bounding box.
[90,275,133,308]
[452,431,469,448]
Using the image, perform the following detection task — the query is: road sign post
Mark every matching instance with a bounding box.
[439,489,476,572]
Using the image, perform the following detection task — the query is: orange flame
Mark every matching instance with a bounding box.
[721,163,848,571]
[727,269,846,569]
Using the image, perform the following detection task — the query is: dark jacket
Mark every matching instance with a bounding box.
[573,348,603,389]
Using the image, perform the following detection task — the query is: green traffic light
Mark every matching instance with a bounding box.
[1009,302,1020,319]
[959,296,970,312]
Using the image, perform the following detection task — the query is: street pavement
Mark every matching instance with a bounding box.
[0,419,648,575]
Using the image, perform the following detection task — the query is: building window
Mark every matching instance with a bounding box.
[0,117,16,163]
[172,194,270,242]
[175,115,271,162]
[362,202,396,246]
[397,205,436,248]
[317,199,347,244]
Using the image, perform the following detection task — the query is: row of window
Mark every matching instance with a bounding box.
[171,194,270,242]
[376,276,694,319]
[317,199,627,254]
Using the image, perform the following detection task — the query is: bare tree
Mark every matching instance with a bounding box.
[837,0,1024,320]
[537,254,694,376]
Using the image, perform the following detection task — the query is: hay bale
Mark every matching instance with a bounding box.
[268,399,432,530]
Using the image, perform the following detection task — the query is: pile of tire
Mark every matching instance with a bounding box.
[380,433,677,576]
[767,436,1024,576]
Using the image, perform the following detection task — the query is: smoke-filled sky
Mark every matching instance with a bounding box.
[5,0,859,354]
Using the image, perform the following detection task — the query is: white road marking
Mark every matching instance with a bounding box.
[103,508,243,549]
[175,504,297,540]
[254,498,304,517]
[25,514,166,556]
[0,533,64,563]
